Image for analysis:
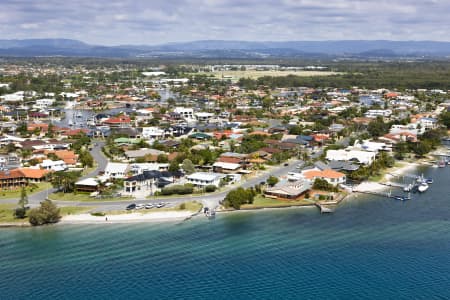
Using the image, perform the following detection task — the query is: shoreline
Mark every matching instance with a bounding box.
[0,160,435,228]
[59,210,196,224]
[350,160,426,198]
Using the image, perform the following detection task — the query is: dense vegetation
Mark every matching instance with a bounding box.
[28,200,61,226]
[223,187,257,210]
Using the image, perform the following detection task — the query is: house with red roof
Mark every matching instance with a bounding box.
[302,169,346,185]
[103,115,132,128]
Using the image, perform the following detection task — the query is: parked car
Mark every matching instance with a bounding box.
[156,203,165,208]
[145,204,154,209]
[135,204,145,210]
[126,203,136,210]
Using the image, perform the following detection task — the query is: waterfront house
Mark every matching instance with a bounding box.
[326,149,376,165]
[186,172,224,188]
[302,169,346,185]
[264,180,312,200]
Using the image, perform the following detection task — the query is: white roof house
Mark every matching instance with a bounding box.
[141,127,166,139]
[39,159,67,171]
[326,149,376,165]
[353,140,392,152]
[213,162,241,172]
[186,172,225,187]
[0,93,24,103]
[104,162,129,179]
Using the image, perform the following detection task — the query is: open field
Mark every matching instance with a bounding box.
[241,195,315,209]
[49,192,133,202]
[195,70,342,80]
[0,204,92,224]
[0,182,52,200]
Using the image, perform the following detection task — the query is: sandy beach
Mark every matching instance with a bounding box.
[60,211,196,224]
[353,161,422,193]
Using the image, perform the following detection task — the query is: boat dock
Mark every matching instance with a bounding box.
[353,190,411,201]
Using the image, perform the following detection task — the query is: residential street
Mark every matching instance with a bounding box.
[1,140,302,212]
[52,158,303,211]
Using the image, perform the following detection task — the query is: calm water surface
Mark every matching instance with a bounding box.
[1,166,449,299]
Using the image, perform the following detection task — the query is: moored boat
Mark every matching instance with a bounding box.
[418,182,429,193]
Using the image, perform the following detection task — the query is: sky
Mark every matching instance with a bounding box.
[0,0,449,45]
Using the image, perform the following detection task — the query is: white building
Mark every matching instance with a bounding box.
[364,109,392,118]
[186,172,224,188]
[390,123,424,135]
[195,112,215,122]
[326,149,376,165]
[141,127,167,139]
[129,163,169,175]
[39,159,67,171]
[33,98,55,109]
[418,117,438,131]
[104,162,129,179]
[142,71,166,77]
[174,107,194,120]
[353,140,392,152]
[0,93,24,103]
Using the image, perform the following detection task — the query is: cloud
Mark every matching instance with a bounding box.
[0,0,449,44]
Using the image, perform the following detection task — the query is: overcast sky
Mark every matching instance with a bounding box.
[1,0,449,45]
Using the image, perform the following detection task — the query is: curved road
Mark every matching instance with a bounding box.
[0,141,108,206]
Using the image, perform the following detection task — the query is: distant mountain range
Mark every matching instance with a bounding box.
[1,39,450,58]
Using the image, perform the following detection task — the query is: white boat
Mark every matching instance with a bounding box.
[418,182,429,193]
[403,184,413,192]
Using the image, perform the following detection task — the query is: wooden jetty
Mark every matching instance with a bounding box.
[316,201,338,213]
[354,190,411,201]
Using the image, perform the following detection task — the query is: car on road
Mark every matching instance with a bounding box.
[156,203,165,208]
[145,204,154,209]
[284,163,289,166]
[135,204,145,210]
[126,203,136,210]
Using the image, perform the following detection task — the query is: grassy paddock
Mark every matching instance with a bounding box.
[0,182,52,200]
[49,192,133,202]
[241,195,315,209]
[0,204,92,223]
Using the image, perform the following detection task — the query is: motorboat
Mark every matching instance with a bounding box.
[403,184,413,192]
[425,178,433,184]
[418,182,429,193]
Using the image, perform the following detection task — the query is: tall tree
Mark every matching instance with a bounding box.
[181,159,195,175]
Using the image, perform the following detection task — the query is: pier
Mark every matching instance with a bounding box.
[316,201,338,213]
[353,190,411,201]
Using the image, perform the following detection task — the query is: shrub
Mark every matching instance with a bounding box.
[13,207,27,219]
[161,184,194,196]
[28,200,60,226]
[179,203,186,210]
[91,212,106,217]
[204,185,217,193]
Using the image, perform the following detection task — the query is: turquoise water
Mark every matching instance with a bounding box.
[1,166,449,299]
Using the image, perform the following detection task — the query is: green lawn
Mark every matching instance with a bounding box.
[0,182,52,200]
[48,192,133,202]
[60,206,93,216]
[0,204,25,223]
[241,195,315,209]
[0,204,92,224]
[81,163,98,176]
